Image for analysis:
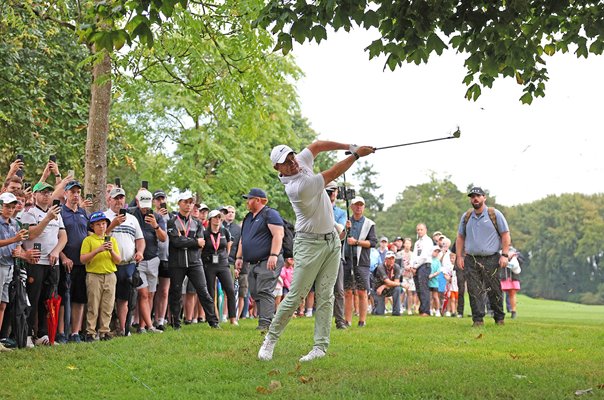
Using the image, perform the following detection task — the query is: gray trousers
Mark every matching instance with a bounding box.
[248,257,283,328]
[332,260,345,326]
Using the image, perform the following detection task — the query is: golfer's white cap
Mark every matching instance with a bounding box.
[270,144,295,166]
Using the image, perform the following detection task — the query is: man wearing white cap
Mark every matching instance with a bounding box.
[373,251,403,315]
[258,140,374,362]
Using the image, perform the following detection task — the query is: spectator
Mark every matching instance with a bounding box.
[428,246,442,317]
[129,189,166,334]
[456,187,511,327]
[411,223,433,316]
[221,205,243,320]
[343,196,377,327]
[202,210,237,325]
[105,187,145,336]
[501,246,521,319]
[373,251,402,316]
[377,237,389,266]
[166,192,219,329]
[80,211,121,341]
[399,238,417,315]
[58,180,89,343]
[20,182,66,345]
[152,190,170,330]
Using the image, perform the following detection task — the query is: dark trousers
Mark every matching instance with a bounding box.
[455,265,466,316]
[374,286,401,315]
[25,264,59,337]
[204,265,237,319]
[465,254,505,322]
[332,260,345,326]
[413,263,431,315]
[248,257,283,329]
[168,265,218,327]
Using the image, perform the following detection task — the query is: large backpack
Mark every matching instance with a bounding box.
[463,207,500,236]
[260,206,295,259]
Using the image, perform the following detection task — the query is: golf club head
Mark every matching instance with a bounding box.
[452,127,461,138]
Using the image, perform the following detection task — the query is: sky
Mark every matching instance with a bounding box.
[291,29,604,208]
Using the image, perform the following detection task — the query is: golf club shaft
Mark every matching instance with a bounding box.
[345,131,460,154]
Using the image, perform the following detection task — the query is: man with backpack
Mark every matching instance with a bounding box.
[455,187,511,327]
[235,188,285,331]
[258,141,374,362]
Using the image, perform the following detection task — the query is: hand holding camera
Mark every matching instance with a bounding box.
[16,229,29,242]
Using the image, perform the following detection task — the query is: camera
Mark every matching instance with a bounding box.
[336,186,356,201]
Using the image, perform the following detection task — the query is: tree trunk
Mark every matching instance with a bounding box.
[85,49,111,211]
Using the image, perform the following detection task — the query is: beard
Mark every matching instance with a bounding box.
[472,200,483,210]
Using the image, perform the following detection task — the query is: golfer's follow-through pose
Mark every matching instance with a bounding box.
[258,141,375,362]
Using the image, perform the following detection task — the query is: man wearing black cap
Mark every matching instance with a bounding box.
[152,190,170,330]
[235,188,284,331]
[456,186,511,327]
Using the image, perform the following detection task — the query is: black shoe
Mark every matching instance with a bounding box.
[472,321,484,327]
[210,324,221,329]
[495,320,505,326]
[336,323,348,330]
[85,334,96,343]
[156,324,165,331]
[100,334,112,341]
[358,321,366,327]
[197,318,206,323]
[511,311,517,319]
[184,320,193,325]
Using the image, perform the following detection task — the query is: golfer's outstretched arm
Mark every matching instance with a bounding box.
[307,140,349,158]
[321,146,374,185]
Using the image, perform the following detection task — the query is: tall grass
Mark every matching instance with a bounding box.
[1,295,603,399]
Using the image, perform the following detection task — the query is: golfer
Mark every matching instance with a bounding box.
[258,141,374,362]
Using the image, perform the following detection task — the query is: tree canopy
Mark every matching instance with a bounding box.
[254,0,604,103]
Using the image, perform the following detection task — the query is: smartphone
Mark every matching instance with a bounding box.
[24,182,31,190]
[22,223,29,231]
[16,170,24,178]
[141,180,149,189]
[86,193,93,201]
[119,208,127,216]
[16,154,24,162]
[160,202,167,210]
[67,169,75,178]
[34,243,42,251]
[115,177,121,187]
[49,155,57,162]
[104,236,111,243]
[52,199,61,208]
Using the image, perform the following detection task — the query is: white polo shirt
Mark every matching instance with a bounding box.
[21,205,65,266]
[279,148,334,234]
[105,209,144,264]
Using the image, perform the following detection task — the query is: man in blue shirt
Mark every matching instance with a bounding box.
[326,181,347,329]
[456,187,510,327]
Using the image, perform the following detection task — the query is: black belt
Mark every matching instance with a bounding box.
[296,231,336,240]
[246,258,268,265]
[468,253,499,258]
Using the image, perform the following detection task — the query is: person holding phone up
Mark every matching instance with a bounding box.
[19,182,67,346]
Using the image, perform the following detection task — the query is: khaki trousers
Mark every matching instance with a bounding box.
[86,273,117,336]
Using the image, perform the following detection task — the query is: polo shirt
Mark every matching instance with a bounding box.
[0,216,20,266]
[374,262,402,289]
[279,148,334,234]
[333,205,346,228]
[20,205,65,265]
[105,209,144,264]
[61,204,89,265]
[241,206,283,263]
[458,207,509,256]
[81,235,120,274]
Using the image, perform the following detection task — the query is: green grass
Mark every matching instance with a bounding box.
[2,295,603,399]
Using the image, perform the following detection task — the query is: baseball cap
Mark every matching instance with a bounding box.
[394,236,403,242]
[109,187,126,198]
[0,192,18,204]
[385,251,396,259]
[197,203,209,211]
[468,186,485,196]
[65,180,82,191]
[177,191,194,202]
[432,245,442,253]
[136,189,153,208]
[88,211,110,228]
[153,190,167,200]
[207,210,222,219]
[33,182,54,193]
[325,181,338,191]
[350,196,365,205]
[270,144,295,166]
[432,231,443,238]
[380,236,388,242]
[242,188,267,199]
[219,205,229,212]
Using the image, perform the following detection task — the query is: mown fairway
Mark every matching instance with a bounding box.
[2,295,603,399]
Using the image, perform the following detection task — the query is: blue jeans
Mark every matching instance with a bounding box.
[374,286,401,315]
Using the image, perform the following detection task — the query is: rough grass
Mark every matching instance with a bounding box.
[1,295,603,399]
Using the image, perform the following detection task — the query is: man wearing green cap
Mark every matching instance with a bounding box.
[19,181,66,345]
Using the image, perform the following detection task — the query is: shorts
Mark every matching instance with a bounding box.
[115,263,136,301]
[449,291,459,300]
[0,265,13,303]
[343,261,371,291]
[138,257,160,292]
[273,286,283,297]
[71,265,88,304]
[237,273,248,297]
[403,276,415,291]
[185,277,196,294]
[429,287,439,292]
[158,260,170,278]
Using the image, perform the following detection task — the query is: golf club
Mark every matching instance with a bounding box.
[345,127,461,154]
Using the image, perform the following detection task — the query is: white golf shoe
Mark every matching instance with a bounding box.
[258,336,277,361]
[299,346,326,362]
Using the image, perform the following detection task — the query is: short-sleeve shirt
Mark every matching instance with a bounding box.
[241,206,283,263]
[201,227,232,267]
[374,263,402,289]
[458,207,509,256]
[157,213,170,261]
[21,205,65,265]
[129,207,166,260]
[0,216,20,266]
[105,209,144,264]
[278,148,334,234]
[61,205,89,266]
[81,235,120,274]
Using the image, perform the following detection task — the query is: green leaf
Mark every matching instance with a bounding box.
[385,53,399,71]
[365,39,383,59]
[426,33,447,55]
[363,10,379,29]
[589,40,603,55]
[519,92,533,104]
[544,43,556,56]
[112,30,129,51]
[311,25,327,44]
[464,83,481,101]
[95,32,114,52]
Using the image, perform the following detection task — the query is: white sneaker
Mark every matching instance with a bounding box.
[445,311,451,317]
[305,309,313,317]
[146,326,163,334]
[35,335,50,346]
[407,310,413,316]
[435,311,442,317]
[258,337,277,361]
[26,336,35,348]
[299,347,326,362]
[430,309,435,316]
